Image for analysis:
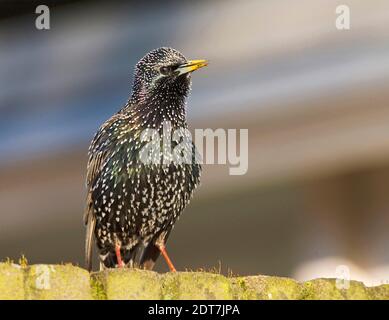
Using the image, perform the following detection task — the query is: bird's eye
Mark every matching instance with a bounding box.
[160,66,173,75]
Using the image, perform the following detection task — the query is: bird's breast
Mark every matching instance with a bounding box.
[93,154,200,247]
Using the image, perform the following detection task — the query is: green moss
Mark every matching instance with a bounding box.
[302,279,344,300]
[90,275,107,300]
[101,268,162,300]
[262,276,301,300]
[232,275,301,300]
[162,272,233,300]
[161,272,180,300]
[230,277,256,299]
[301,278,370,300]
[24,264,92,300]
[0,263,25,300]
[367,284,389,300]
[344,280,370,299]
[300,280,314,299]
[1,263,389,300]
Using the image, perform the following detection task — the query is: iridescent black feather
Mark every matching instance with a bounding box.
[84,47,201,270]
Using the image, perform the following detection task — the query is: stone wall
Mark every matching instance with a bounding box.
[0,263,388,300]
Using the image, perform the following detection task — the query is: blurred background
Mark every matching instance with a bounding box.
[1,0,389,286]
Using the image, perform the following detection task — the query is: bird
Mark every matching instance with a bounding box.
[84,47,207,272]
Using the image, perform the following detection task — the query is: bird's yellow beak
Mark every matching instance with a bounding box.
[177,59,208,75]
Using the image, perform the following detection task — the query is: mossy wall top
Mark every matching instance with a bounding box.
[0,263,388,300]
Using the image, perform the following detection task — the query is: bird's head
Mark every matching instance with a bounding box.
[131,47,207,103]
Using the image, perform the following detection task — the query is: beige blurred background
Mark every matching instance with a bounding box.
[1,0,389,286]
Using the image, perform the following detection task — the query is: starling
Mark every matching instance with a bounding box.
[84,47,207,271]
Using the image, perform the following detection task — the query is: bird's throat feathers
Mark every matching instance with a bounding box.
[125,77,190,129]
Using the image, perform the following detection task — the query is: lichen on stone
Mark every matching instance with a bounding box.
[0,263,388,300]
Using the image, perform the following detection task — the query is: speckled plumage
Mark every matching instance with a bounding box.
[84,47,203,270]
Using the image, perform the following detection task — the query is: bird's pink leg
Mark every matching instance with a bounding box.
[157,244,176,272]
[115,244,124,268]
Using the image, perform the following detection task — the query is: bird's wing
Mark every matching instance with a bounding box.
[84,113,125,271]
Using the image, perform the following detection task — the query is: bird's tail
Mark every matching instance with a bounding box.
[85,213,96,272]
